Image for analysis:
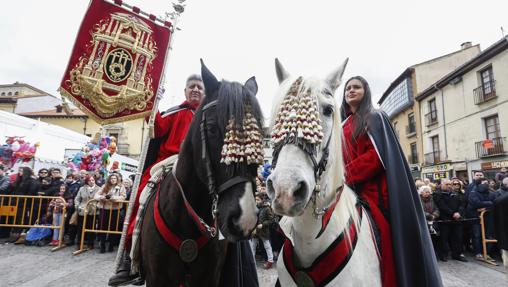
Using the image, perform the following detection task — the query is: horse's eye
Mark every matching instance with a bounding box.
[323,105,334,117]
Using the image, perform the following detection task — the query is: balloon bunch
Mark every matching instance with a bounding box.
[67,133,117,173]
[0,136,39,168]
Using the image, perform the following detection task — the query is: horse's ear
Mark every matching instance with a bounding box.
[244,76,258,96]
[200,59,219,94]
[275,58,290,84]
[325,58,349,93]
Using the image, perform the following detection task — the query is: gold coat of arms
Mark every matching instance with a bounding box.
[60,0,172,124]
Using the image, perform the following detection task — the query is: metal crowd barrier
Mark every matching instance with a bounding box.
[73,198,129,255]
[479,209,498,266]
[0,194,67,251]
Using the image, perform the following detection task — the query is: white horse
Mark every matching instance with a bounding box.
[266,59,382,287]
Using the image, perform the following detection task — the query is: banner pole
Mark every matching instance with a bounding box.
[114,9,184,269]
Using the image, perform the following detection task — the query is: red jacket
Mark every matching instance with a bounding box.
[153,101,198,163]
[342,116,396,287]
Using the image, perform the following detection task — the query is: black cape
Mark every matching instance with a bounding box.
[494,193,508,250]
[368,110,442,287]
[220,241,259,287]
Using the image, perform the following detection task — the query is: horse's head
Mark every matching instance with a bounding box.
[266,58,348,217]
[183,60,264,241]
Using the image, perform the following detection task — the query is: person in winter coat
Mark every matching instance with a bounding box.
[36,168,49,183]
[71,175,101,248]
[496,177,508,198]
[11,167,39,243]
[250,193,275,269]
[468,183,497,261]
[466,171,484,200]
[419,185,440,221]
[94,173,126,253]
[495,167,507,183]
[493,193,508,280]
[46,168,64,196]
[434,179,468,262]
[47,184,72,246]
[0,165,11,238]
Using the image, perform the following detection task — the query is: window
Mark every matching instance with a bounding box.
[431,136,440,160]
[484,115,500,140]
[379,78,413,118]
[410,142,418,164]
[480,67,494,95]
[407,112,416,134]
[429,99,437,116]
[7,92,12,96]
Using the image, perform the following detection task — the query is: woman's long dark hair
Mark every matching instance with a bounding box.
[13,167,33,190]
[102,173,120,193]
[340,76,374,139]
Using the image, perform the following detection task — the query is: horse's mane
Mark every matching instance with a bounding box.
[216,80,264,134]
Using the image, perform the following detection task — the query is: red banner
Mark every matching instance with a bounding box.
[60,0,172,124]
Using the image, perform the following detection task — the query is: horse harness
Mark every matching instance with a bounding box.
[277,195,376,287]
[152,99,254,264]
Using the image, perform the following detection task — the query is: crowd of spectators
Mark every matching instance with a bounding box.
[0,164,134,253]
[416,167,508,263]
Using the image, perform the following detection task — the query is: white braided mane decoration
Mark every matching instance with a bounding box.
[271,77,324,149]
[220,105,264,165]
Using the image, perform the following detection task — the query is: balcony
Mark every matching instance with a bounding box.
[475,137,506,158]
[474,80,496,105]
[406,124,416,137]
[407,154,419,164]
[424,151,442,165]
[425,111,438,127]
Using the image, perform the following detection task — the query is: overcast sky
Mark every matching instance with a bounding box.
[0,0,506,120]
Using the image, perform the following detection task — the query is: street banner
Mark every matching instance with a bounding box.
[59,0,172,124]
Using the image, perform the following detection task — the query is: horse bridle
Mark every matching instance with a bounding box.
[199,100,256,232]
[272,120,334,192]
[271,105,335,218]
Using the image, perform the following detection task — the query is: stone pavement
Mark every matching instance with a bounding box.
[0,242,506,286]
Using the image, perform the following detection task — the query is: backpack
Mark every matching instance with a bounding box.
[25,225,52,246]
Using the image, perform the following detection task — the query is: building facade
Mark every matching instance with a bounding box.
[378,43,480,178]
[416,37,508,182]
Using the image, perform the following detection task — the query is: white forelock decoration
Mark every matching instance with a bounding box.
[220,105,264,165]
[271,77,324,147]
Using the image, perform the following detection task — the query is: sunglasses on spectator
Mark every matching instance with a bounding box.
[452,183,460,186]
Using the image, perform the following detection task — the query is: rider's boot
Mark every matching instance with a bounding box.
[108,250,144,286]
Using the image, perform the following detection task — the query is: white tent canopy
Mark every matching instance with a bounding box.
[0,110,89,162]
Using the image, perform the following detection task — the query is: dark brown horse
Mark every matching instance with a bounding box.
[140,61,263,287]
